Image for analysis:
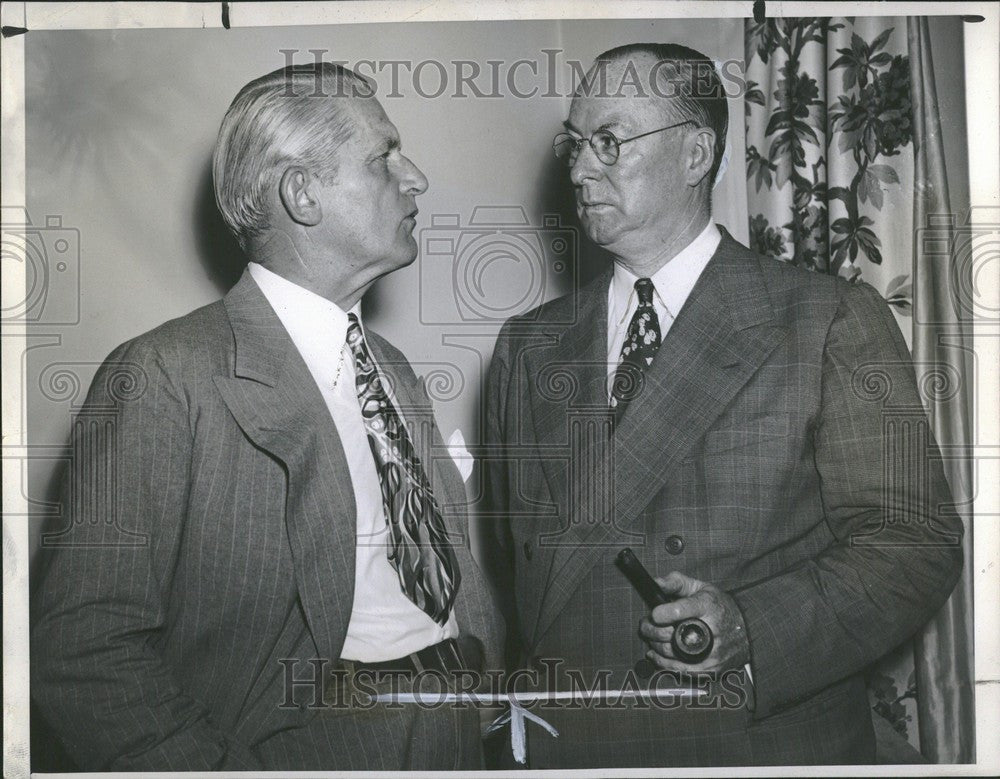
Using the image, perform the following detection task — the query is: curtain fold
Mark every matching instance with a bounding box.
[907,16,976,764]
[743,15,975,762]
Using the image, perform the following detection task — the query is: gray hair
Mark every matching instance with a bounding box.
[594,43,729,184]
[212,62,371,251]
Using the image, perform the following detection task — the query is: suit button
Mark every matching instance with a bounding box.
[523,541,533,560]
[665,535,684,555]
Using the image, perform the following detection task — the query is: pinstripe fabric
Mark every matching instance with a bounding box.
[31,270,502,771]
[484,228,963,767]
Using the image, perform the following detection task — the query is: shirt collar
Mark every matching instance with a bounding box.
[247,261,362,353]
[610,221,722,325]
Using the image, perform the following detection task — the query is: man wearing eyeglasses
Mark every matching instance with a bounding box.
[484,43,961,768]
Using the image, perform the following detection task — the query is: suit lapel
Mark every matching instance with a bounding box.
[214,271,358,664]
[520,271,610,640]
[531,231,789,645]
[525,270,611,498]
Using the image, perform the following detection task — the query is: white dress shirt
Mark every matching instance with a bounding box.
[248,262,457,662]
[606,221,722,398]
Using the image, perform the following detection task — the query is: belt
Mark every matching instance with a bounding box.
[339,637,481,677]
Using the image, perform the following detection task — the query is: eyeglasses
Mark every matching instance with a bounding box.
[552,120,695,166]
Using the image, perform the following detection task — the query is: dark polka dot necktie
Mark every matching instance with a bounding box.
[611,278,662,424]
[345,313,460,625]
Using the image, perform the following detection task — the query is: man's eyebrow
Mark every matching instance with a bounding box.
[599,115,629,130]
[370,135,400,155]
[563,118,626,134]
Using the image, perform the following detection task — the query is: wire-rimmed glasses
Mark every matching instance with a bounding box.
[552,119,695,166]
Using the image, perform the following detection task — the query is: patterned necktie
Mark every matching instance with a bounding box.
[611,277,662,423]
[345,314,460,625]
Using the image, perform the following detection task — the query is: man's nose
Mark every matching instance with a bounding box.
[399,155,429,196]
[569,141,601,187]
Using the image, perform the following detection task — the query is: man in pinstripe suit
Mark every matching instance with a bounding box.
[484,44,962,767]
[32,62,502,771]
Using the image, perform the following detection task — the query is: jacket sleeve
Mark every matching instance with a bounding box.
[31,338,262,771]
[732,280,964,718]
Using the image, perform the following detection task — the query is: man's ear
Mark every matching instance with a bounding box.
[685,128,717,187]
[279,166,322,226]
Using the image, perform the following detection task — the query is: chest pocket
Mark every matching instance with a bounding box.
[695,414,796,563]
[701,415,791,456]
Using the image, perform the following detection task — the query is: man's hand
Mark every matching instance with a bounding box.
[638,571,749,674]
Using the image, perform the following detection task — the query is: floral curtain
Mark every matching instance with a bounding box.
[743,16,974,763]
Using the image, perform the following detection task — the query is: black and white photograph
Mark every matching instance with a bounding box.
[2,1,997,776]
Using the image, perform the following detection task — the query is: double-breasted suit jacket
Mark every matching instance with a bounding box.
[485,229,962,767]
